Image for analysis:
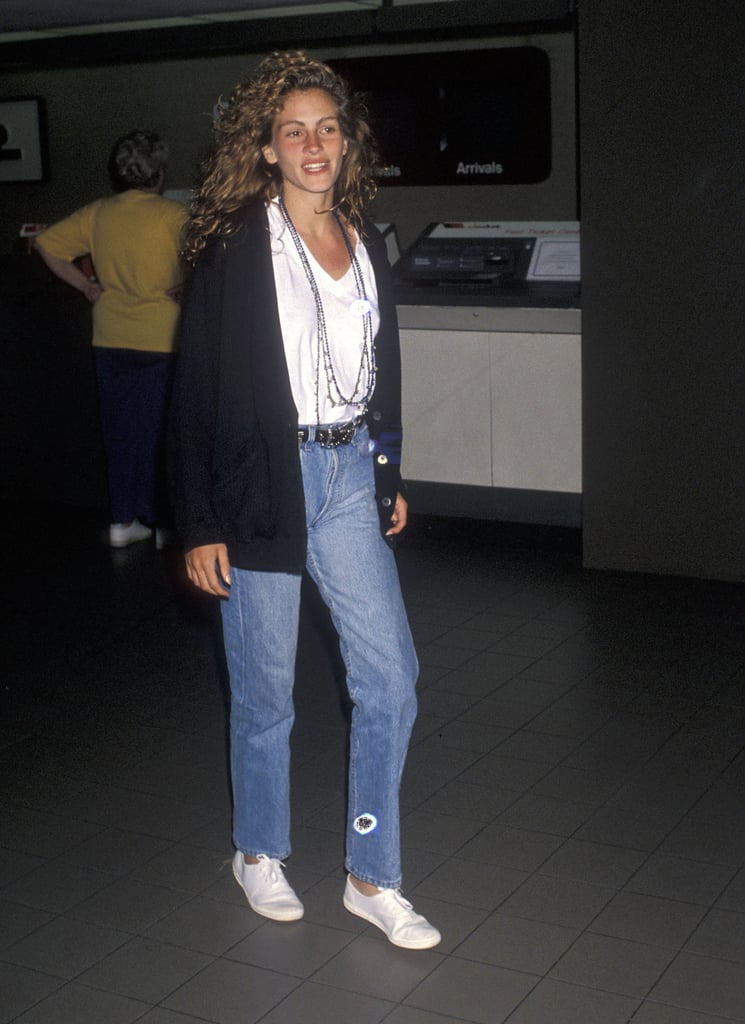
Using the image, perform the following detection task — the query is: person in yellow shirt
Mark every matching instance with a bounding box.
[35,129,187,548]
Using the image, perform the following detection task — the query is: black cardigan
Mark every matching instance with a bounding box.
[168,200,405,573]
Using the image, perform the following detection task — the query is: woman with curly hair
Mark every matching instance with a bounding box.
[169,51,440,949]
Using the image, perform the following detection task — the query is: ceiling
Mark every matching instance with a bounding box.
[0,0,574,67]
[1,0,382,37]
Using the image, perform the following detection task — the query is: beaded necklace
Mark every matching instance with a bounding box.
[278,194,376,423]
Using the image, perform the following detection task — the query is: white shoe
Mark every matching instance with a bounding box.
[232,851,304,922]
[109,519,153,548]
[155,527,178,551]
[343,877,441,949]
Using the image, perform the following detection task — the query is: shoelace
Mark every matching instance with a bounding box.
[390,890,415,911]
[255,854,290,888]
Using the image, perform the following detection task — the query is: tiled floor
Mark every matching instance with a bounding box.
[2,508,745,1024]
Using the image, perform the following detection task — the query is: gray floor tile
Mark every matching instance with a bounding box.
[496,791,596,836]
[626,854,738,907]
[417,645,475,671]
[76,936,213,1003]
[494,677,576,707]
[416,780,519,823]
[447,652,536,690]
[383,1007,474,1024]
[131,844,231,893]
[491,729,578,765]
[530,764,623,806]
[589,891,707,948]
[147,894,263,954]
[53,781,216,842]
[226,919,354,976]
[430,719,513,754]
[258,980,394,1023]
[488,634,561,658]
[630,1002,737,1023]
[435,627,506,652]
[505,977,639,1023]
[135,1011,213,1023]
[457,751,549,792]
[162,958,299,1024]
[457,696,540,731]
[683,908,745,962]
[9,982,149,1024]
[68,877,193,933]
[312,934,442,1002]
[0,859,119,914]
[401,808,484,857]
[404,956,537,1024]
[457,822,564,871]
[412,857,528,910]
[648,951,745,1019]
[0,847,47,889]
[408,605,478,629]
[58,827,172,876]
[1,805,103,858]
[659,818,745,865]
[498,874,616,929]
[3,914,129,979]
[0,962,62,1024]
[575,805,683,851]
[716,865,745,912]
[0,901,53,950]
[538,838,648,888]
[461,611,526,634]
[523,702,613,740]
[454,912,579,973]
[549,931,676,997]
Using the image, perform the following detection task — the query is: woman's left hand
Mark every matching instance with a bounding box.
[385,492,408,537]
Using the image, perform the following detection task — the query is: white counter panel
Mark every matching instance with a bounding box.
[399,322,581,496]
[490,333,582,492]
[400,329,492,486]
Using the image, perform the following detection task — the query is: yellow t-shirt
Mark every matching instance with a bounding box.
[37,190,188,352]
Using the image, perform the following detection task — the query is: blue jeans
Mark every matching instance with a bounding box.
[220,426,418,889]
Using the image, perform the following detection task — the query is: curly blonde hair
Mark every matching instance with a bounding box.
[183,51,379,265]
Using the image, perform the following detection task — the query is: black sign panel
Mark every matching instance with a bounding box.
[331,47,552,187]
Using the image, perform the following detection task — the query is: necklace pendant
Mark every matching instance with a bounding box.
[349,297,372,317]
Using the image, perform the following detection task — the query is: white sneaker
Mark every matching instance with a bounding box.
[155,527,178,551]
[232,851,304,922]
[109,519,153,548]
[343,877,441,949]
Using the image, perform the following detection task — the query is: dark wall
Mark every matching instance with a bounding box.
[579,2,745,580]
[0,33,576,254]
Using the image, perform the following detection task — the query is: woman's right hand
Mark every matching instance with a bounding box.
[83,281,102,303]
[185,543,232,597]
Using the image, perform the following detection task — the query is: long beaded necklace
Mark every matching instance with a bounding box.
[278,194,377,423]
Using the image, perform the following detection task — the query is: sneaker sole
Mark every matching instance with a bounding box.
[109,532,153,548]
[232,861,304,922]
[343,894,441,949]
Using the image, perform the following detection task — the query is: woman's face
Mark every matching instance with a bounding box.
[262,87,348,202]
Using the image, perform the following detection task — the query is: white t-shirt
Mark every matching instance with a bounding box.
[267,199,380,426]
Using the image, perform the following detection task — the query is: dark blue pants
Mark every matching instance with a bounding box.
[94,348,174,525]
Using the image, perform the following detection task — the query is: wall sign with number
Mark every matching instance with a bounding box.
[0,97,47,183]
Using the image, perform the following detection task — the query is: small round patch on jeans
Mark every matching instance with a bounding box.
[354,813,378,835]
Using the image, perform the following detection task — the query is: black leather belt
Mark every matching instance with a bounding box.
[297,417,361,448]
